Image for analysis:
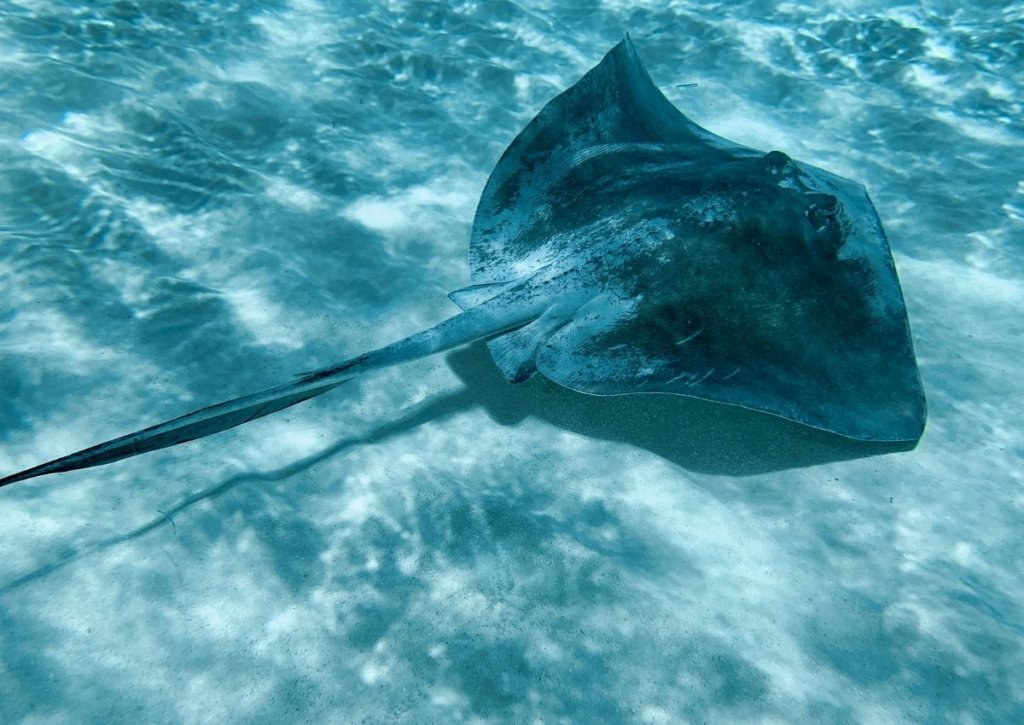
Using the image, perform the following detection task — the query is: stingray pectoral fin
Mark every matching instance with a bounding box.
[1,300,541,488]
[534,293,926,442]
[0,379,345,487]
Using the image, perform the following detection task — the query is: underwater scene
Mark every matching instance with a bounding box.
[0,1,1021,722]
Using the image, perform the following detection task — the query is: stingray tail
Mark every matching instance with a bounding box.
[0,300,537,488]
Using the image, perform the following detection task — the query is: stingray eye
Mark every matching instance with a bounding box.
[807,193,840,230]
[763,150,792,175]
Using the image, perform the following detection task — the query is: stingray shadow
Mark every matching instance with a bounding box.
[0,380,477,596]
[0,340,913,595]
[444,342,916,476]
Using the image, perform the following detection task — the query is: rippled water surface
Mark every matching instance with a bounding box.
[1,1,1022,722]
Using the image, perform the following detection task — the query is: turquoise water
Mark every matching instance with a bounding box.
[1,1,1022,722]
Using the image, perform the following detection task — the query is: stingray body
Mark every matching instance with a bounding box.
[0,37,925,488]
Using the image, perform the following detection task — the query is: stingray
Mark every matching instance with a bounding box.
[0,36,926,488]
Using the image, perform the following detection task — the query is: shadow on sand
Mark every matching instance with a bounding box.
[0,340,915,595]
[444,342,916,476]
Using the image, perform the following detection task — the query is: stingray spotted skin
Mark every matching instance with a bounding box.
[0,37,924,489]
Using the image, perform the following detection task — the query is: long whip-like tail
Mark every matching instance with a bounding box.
[1,300,537,488]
